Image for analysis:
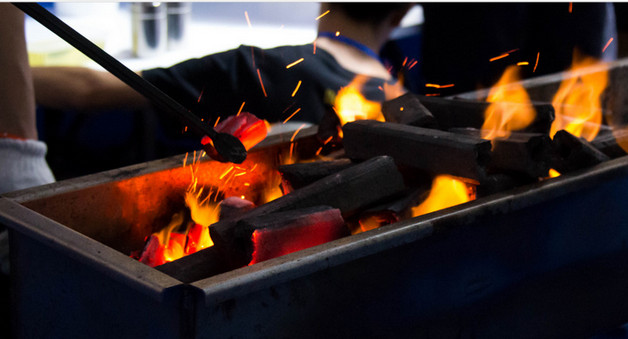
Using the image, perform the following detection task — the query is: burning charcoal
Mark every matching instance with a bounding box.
[416,95,555,134]
[342,120,491,182]
[138,235,164,267]
[202,112,269,161]
[551,130,610,174]
[450,128,553,178]
[278,158,354,190]
[233,206,348,265]
[358,188,428,222]
[591,128,628,159]
[219,196,255,220]
[211,155,407,245]
[477,173,538,198]
[155,236,235,283]
[316,104,343,153]
[382,92,438,128]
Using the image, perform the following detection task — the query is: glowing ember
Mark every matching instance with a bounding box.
[291,80,302,97]
[202,112,270,152]
[550,53,608,141]
[352,213,398,235]
[334,75,384,126]
[286,58,304,69]
[412,175,474,217]
[481,65,536,140]
[316,9,330,21]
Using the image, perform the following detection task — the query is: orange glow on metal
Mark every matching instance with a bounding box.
[412,175,474,217]
[316,10,330,20]
[283,108,301,124]
[291,80,302,97]
[481,65,536,140]
[286,58,304,69]
[334,75,384,126]
[257,68,268,97]
[550,53,608,141]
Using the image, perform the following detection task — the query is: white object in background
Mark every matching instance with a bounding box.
[132,2,167,58]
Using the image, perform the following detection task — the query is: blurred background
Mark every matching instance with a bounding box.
[25,2,423,180]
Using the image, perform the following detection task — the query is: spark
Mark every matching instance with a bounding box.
[286,58,304,69]
[257,68,268,97]
[184,126,188,132]
[425,83,454,89]
[603,37,614,53]
[283,108,302,124]
[219,166,234,180]
[489,53,509,62]
[214,116,221,127]
[316,10,330,20]
[289,142,295,160]
[315,147,323,156]
[335,31,340,37]
[244,11,252,28]
[402,57,408,67]
[183,152,189,167]
[291,80,302,97]
[250,46,256,68]
[244,182,250,186]
[323,136,333,145]
[425,93,441,97]
[313,41,317,55]
[408,60,418,69]
[517,61,529,66]
[533,52,540,72]
[569,2,572,13]
[237,102,245,116]
[290,123,307,142]
[197,87,205,103]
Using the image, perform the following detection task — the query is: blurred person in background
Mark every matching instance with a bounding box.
[31,3,412,126]
[384,3,617,97]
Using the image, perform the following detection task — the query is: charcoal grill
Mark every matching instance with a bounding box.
[4,55,628,339]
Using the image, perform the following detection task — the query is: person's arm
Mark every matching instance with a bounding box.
[31,66,150,111]
[0,4,55,195]
[0,4,37,139]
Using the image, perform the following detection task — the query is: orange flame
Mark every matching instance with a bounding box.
[481,65,536,140]
[550,53,608,141]
[334,75,384,126]
[412,175,474,217]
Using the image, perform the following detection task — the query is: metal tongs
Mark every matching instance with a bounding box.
[14,3,247,164]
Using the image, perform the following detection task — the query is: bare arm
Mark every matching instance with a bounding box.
[31,66,150,111]
[0,4,37,139]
